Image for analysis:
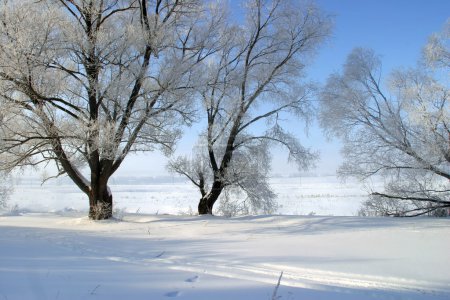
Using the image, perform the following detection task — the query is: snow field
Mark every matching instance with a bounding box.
[2,175,448,299]
[9,176,376,216]
[1,213,449,300]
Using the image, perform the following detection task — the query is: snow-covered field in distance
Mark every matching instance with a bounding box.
[10,175,379,216]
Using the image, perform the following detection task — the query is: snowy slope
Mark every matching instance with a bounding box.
[1,213,449,300]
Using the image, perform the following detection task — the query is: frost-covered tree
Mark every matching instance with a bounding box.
[0,0,219,219]
[320,24,450,217]
[169,0,331,215]
[0,170,12,209]
[423,19,449,69]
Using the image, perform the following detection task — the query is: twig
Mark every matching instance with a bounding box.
[90,284,101,295]
[271,271,283,300]
[154,251,165,258]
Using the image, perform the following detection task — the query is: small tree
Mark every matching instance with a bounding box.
[0,171,12,209]
[0,0,219,219]
[320,23,450,217]
[169,0,331,215]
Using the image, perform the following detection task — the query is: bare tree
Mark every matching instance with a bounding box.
[320,23,450,217]
[0,0,219,219]
[169,0,331,215]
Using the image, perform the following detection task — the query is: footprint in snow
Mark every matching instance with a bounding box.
[165,291,181,297]
[185,275,199,283]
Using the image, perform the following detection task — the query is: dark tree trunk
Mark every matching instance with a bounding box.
[198,181,223,215]
[88,184,113,220]
[198,197,213,215]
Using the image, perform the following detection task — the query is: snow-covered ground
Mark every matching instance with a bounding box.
[1,213,449,300]
[1,176,449,299]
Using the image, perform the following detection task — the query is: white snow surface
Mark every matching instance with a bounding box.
[1,176,449,299]
[10,176,376,216]
[1,212,449,300]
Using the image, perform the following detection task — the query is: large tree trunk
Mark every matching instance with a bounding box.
[198,196,214,215]
[88,184,113,220]
[198,181,223,215]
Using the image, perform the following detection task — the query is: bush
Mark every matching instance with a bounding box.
[0,172,12,209]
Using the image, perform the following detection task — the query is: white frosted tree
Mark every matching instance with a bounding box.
[423,19,449,69]
[169,0,331,215]
[0,0,220,219]
[320,23,450,216]
[0,170,12,209]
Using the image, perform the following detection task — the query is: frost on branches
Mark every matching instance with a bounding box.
[320,23,450,217]
[0,171,12,209]
[0,0,219,219]
[169,0,331,215]
[423,19,449,69]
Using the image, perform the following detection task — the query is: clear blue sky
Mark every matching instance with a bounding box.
[118,0,449,178]
[311,0,449,80]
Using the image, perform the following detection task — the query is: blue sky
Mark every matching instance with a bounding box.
[118,0,449,178]
[311,0,449,80]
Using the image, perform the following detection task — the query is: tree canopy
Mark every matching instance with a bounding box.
[0,0,219,219]
[170,0,331,215]
[320,22,449,217]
